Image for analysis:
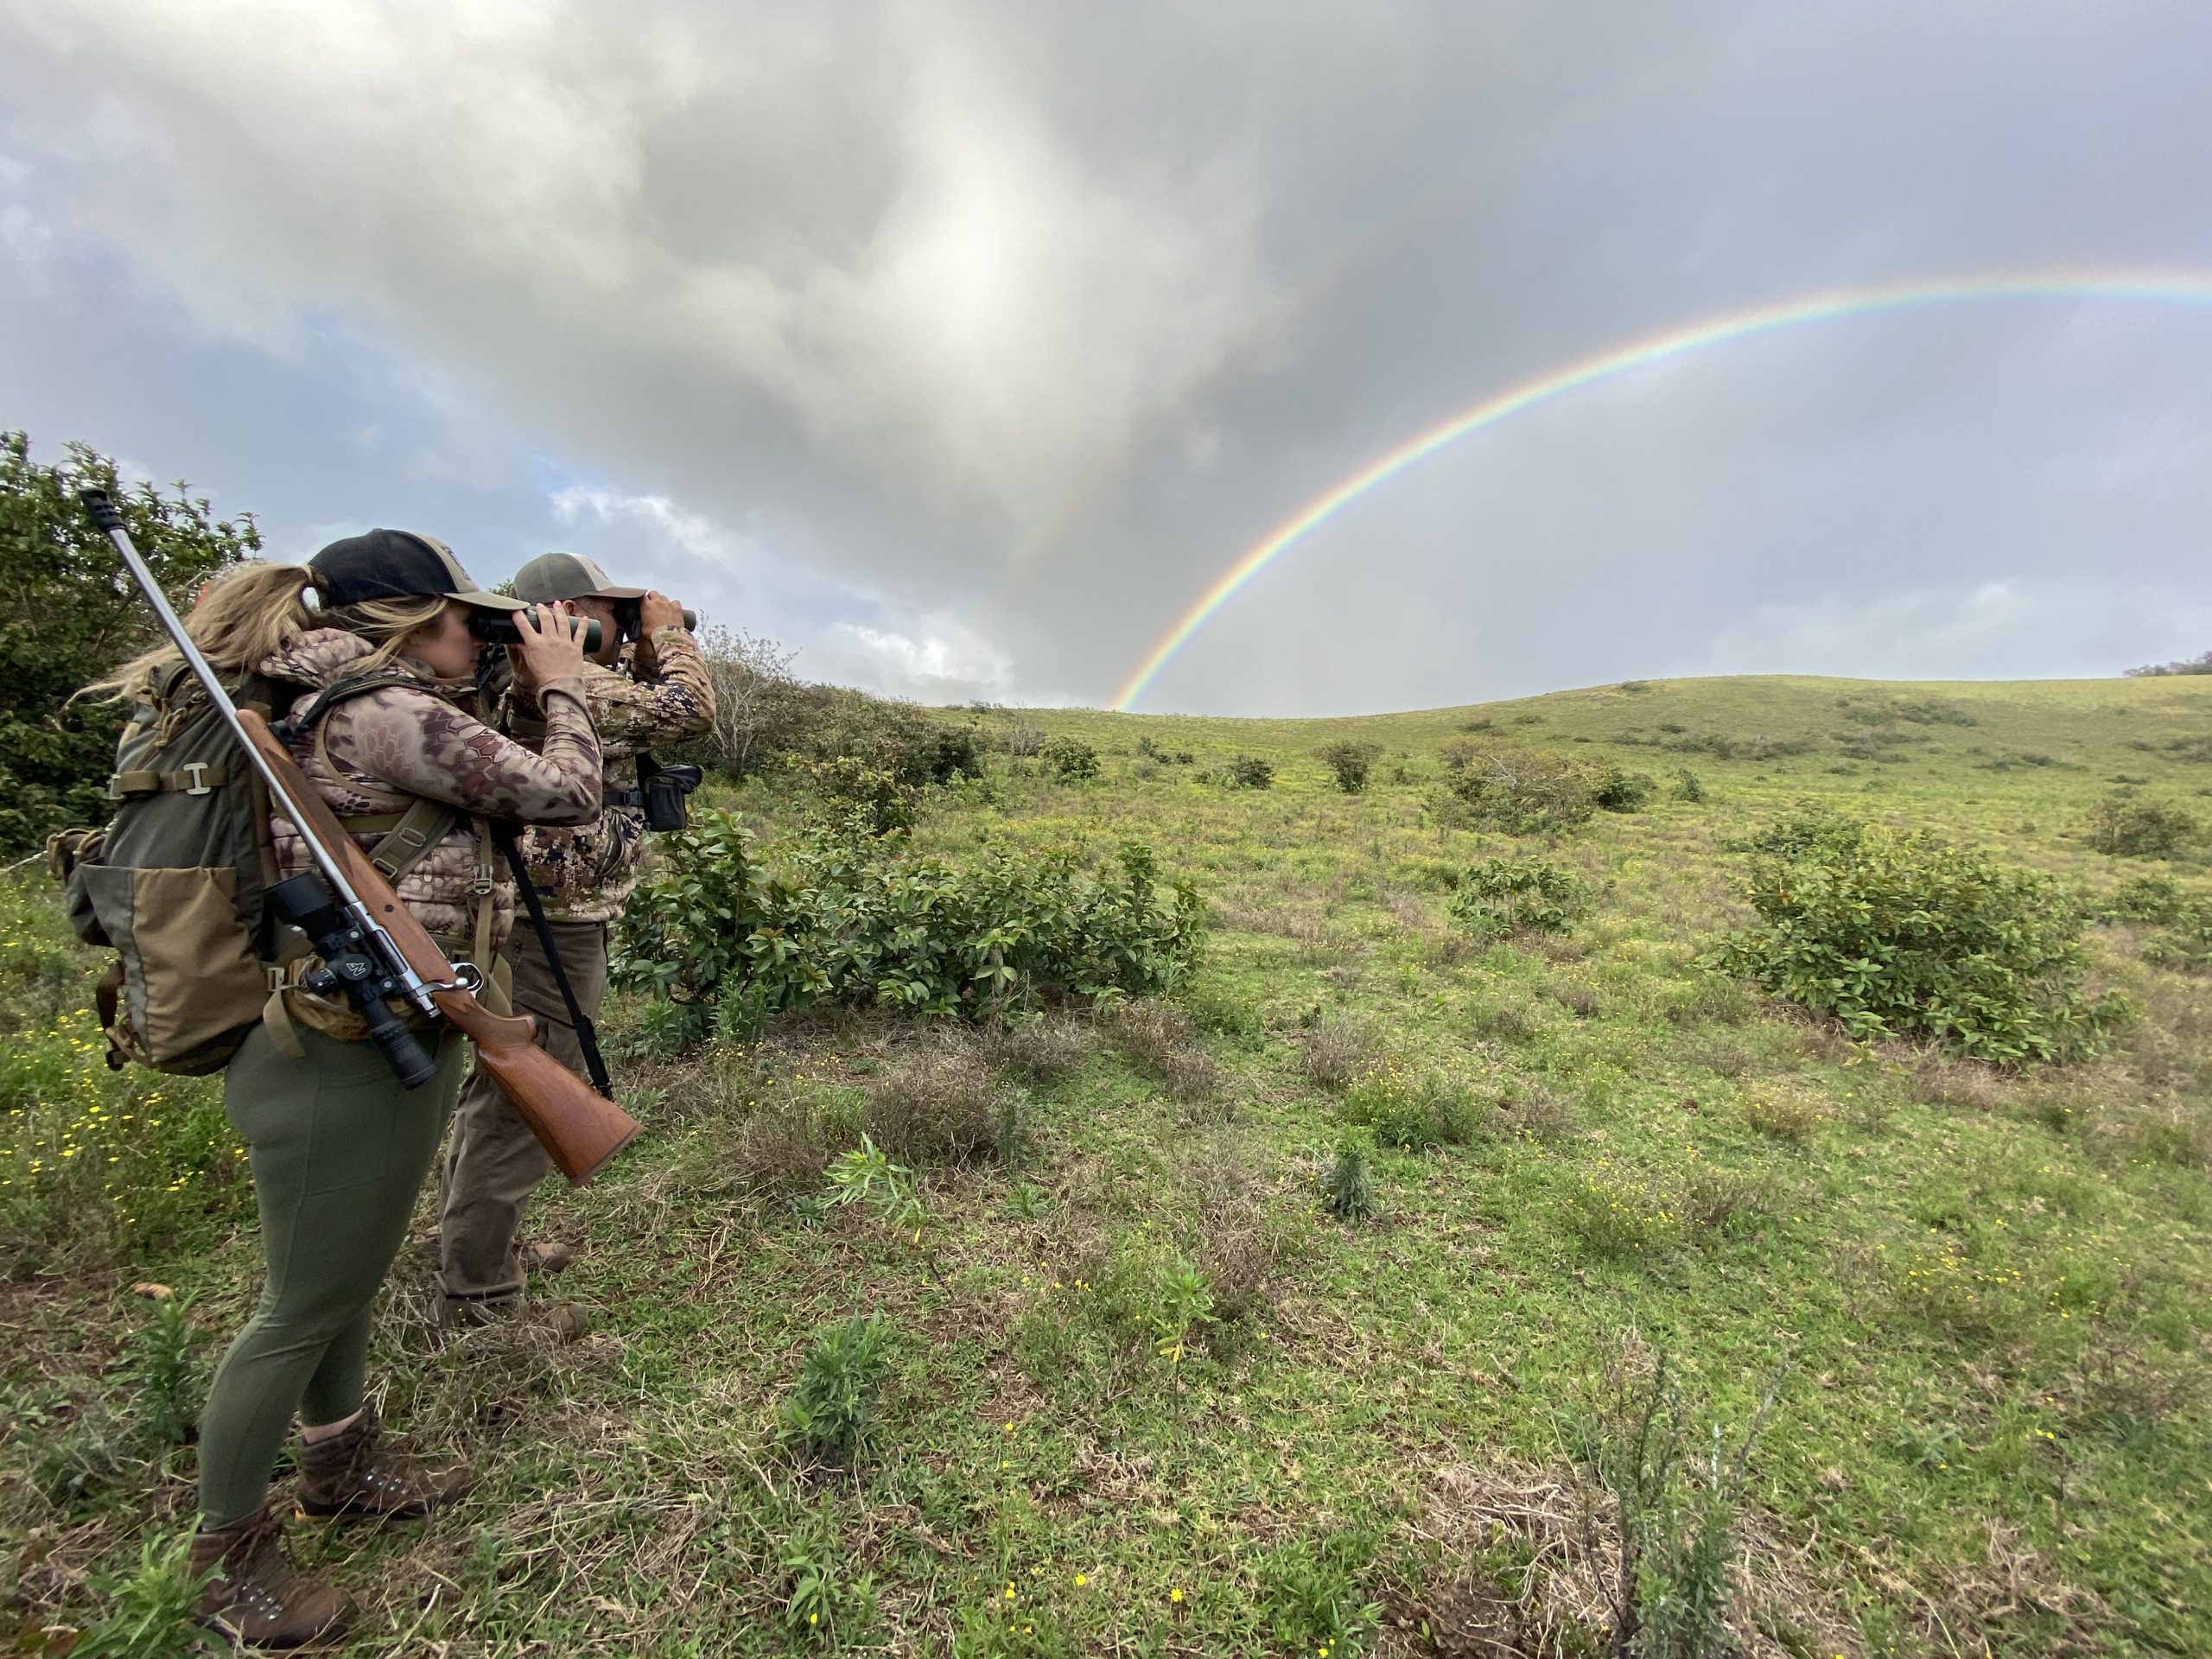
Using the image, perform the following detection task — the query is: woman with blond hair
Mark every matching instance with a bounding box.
[98,529,600,1647]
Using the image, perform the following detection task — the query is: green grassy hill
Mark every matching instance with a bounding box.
[5,672,2210,1656]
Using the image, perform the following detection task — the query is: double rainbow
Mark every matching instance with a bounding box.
[1110,268,2212,711]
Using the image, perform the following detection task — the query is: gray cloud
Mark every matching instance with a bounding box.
[3,2,2209,712]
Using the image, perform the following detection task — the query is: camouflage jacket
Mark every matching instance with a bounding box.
[259,629,602,948]
[509,625,714,924]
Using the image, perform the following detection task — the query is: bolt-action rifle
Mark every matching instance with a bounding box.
[79,488,640,1183]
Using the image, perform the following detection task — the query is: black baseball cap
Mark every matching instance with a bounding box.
[308,530,526,611]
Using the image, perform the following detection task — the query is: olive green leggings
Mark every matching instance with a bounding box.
[197,1020,465,1529]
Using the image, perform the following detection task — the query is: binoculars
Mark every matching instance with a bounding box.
[470,602,697,655]
[471,611,605,654]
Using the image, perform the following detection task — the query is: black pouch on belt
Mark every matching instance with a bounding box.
[637,752,704,832]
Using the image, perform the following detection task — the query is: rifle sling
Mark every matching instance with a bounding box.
[490,823,615,1100]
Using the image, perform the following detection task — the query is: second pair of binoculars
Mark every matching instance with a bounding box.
[470,600,697,654]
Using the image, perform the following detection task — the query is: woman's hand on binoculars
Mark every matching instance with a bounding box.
[639,591,686,634]
[512,601,590,684]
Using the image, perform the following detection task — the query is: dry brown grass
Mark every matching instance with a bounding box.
[728,1088,841,1195]
[1681,1167,1774,1238]
[1546,977,1604,1019]
[1496,1079,1575,1142]
[982,1014,1092,1084]
[1180,1142,1289,1348]
[1738,1086,1827,1143]
[863,1041,1015,1165]
[1397,1455,1860,1659]
[1108,1000,1223,1102]
[1909,1054,2013,1114]
[1300,1019,1375,1093]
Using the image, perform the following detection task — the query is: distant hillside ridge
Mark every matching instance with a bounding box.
[987,673,2212,800]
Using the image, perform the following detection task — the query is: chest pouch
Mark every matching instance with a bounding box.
[637,752,703,833]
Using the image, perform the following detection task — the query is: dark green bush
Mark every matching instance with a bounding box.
[1221,754,1274,790]
[1593,764,1657,811]
[0,434,258,855]
[2084,793,2200,859]
[805,754,919,838]
[1713,811,2128,1062]
[1448,856,1588,942]
[1315,741,1382,794]
[1041,734,1100,781]
[614,810,1205,1034]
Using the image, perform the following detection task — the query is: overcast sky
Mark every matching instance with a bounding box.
[4,2,2209,714]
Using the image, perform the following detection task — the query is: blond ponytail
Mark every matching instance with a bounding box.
[83,562,451,702]
[84,562,317,702]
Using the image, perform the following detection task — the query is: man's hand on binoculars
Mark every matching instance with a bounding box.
[639,591,686,634]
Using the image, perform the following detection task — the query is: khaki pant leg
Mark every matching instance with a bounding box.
[436,919,608,1306]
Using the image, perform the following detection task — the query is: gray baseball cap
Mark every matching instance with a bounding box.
[510,551,646,605]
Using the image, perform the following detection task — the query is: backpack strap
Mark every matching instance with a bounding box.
[107,762,232,799]
[277,670,413,744]
[362,797,461,887]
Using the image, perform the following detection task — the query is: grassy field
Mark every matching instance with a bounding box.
[5,671,2211,1656]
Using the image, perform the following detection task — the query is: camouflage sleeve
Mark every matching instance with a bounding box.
[585,626,715,759]
[322,677,603,823]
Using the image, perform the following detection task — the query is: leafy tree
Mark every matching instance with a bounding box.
[2125,650,2212,677]
[0,434,259,855]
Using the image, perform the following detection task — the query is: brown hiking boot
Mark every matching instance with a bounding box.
[297,1404,469,1522]
[524,1240,575,1274]
[190,1505,353,1649]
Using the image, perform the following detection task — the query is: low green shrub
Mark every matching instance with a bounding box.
[2085,792,2200,859]
[1322,1137,1376,1221]
[805,754,918,839]
[1041,734,1100,781]
[1448,856,1589,942]
[1593,765,1657,811]
[1440,742,1610,833]
[122,1296,203,1450]
[1713,810,2127,1062]
[1220,754,1274,790]
[70,1527,210,1659]
[1341,1065,1482,1150]
[615,812,1205,1038]
[1315,740,1382,794]
[779,1313,894,1464]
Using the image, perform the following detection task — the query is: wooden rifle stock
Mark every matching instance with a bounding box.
[237,709,641,1184]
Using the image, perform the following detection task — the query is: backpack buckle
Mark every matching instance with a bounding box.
[181,762,213,797]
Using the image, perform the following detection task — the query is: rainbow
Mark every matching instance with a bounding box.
[1110,268,2212,711]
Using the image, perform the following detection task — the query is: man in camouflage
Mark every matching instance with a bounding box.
[436,552,714,1323]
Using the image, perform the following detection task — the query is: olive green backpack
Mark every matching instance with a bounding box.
[49,664,448,1074]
